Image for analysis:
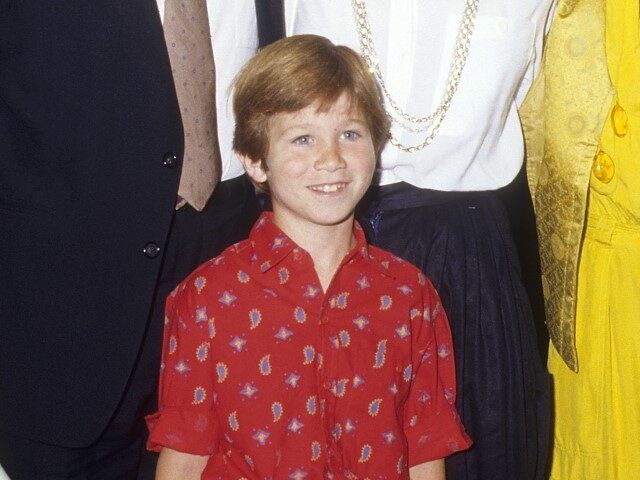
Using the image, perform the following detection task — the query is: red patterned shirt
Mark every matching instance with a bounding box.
[147,212,471,479]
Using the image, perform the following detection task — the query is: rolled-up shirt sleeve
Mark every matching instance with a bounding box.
[146,282,220,456]
[403,279,472,467]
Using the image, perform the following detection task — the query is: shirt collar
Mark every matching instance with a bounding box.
[248,212,394,278]
[248,212,297,273]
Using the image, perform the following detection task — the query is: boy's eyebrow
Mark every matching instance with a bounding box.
[346,118,369,128]
[278,123,313,136]
[279,118,369,136]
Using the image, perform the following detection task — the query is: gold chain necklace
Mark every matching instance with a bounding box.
[352,0,480,153]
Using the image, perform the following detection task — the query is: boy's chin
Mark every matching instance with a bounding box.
[307,209,357,228]
[275,209,356,230]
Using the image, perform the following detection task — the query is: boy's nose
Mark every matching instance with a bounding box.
[314,144,346,171]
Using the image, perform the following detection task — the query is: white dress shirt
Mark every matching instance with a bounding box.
[156,0,257,181]
[286,0,554,190]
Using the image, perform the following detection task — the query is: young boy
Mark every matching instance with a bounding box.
[146,35,471,480]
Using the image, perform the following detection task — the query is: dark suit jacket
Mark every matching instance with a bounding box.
[0,1,183,447]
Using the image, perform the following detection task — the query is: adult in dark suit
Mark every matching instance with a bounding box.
[0,2,260,478]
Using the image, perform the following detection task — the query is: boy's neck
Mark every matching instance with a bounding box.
[274,214,356,292]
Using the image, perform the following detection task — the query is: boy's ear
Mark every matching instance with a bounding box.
[239,154,268,184]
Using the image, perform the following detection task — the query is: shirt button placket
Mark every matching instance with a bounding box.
[318,291,340,464]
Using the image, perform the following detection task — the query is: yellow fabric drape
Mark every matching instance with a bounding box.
[548,0,640,477]
[521,0,613,371]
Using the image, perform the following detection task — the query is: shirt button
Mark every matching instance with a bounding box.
[611,104,628,137]
[162,152,179,169]
[143,242,161,258]
[592,151,615,184]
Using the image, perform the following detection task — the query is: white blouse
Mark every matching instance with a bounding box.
[286,0,554,190]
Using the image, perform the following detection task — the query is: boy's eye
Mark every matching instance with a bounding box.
[342,130,362,141]
[293,135,312,145]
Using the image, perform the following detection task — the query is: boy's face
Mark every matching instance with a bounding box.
[243,92,376,233]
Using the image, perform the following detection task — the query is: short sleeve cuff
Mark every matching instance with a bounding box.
[405,406,473,466]
[145,407,220,455]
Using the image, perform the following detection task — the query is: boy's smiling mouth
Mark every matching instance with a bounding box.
[307,182,348,193]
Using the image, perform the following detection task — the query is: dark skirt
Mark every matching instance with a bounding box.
[357,177,551,480]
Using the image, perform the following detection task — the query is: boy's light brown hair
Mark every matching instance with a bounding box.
[232,34,389,166]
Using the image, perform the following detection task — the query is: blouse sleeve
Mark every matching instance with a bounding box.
[145,280,221,455]
[403,277,472,467]
[515,0,556,107]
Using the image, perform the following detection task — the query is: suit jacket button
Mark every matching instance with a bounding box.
[162,152,178,169]
[143,242,161,258]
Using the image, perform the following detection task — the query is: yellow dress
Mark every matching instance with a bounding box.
[548,1,640,478]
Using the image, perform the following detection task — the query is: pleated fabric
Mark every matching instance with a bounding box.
[358,183,551,480]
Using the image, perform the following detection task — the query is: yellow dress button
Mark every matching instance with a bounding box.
[611,104,629,137]
[592,151,615,184]
[557,2,574,18]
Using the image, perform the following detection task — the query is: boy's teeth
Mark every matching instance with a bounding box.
[311,183,343,193]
